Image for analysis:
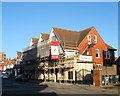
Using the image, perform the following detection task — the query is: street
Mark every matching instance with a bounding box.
[1,78,120,96]
[2,78,56,96]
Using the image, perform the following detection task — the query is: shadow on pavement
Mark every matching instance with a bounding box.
[1,92,58,96]
[2,78,58,96]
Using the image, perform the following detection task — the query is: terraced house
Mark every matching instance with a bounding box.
[14,26,117,86]
[0,52,7,71]
[0,52,17,77]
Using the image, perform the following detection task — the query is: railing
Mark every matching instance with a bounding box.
[64,62,74,68]
[22,38,79,60]
[22,46,36,52]
[61,40,77,48]
[38,39,51,47]
[22,38,54,52]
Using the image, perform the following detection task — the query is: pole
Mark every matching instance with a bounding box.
[59,67,61,83]
[54,60,56,82]
[106,65,107,76]
[44,61,46,82]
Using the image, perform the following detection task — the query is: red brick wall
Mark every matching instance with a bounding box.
[93,69,102,86]
[103,50,115,66]
[78,27,115,66]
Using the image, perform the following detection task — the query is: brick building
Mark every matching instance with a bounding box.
[0,52,7,71]
[15,26,117,85]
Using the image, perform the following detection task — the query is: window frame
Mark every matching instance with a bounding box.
[94,35,97,43]
[104,50,110,59]
[95,49,100,58]
[68,71,73,79]
[88,35,91,44]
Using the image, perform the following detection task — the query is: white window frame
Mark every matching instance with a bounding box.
[95,49,100,58]
[88,35,91,44]
[94,35,97,43]
[104,50,110,59]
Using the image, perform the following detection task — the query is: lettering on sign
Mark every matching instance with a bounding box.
[79,55,92,62]
[51,41,59,60]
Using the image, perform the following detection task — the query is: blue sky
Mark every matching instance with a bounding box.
[2,2,118,58]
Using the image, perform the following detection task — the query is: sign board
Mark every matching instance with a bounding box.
[51,41,59,60]
[79,55,92,62]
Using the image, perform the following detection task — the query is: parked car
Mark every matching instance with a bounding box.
[15,74,29,82]
[2,72,8,79]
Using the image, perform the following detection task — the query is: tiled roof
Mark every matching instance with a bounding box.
[41,33,49,40]
[31,38,39,46]
[53,27,93,49]
[105,43,116,50]
[17,53,23,59]
[78,26,93,44]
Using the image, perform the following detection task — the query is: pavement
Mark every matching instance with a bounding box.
[102,83,120,88]
[29,79,120,95]
[29,80,91,88]
[2,78,119,95]
[29,79,120,87]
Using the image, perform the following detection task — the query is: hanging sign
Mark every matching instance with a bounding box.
[51,41,59,60]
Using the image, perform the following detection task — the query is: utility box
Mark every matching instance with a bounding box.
[104,76,109,85]
[102,76,105,85]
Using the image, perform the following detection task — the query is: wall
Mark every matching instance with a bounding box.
[64,49,77,59]
[102,64,117,75]
[79,27,114,66]
[103,50,115,65]
[93,69,102,86]
[74,62,93,81]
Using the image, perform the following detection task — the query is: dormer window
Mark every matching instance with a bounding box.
[94,35,97,43]
[88,35,91,44]
[104,50,110,59]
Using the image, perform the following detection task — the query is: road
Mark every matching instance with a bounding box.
[2,78,56,96]
[1,78,120,96]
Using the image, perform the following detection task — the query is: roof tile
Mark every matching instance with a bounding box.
[41,33,49,40]
[53,27,93,49]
